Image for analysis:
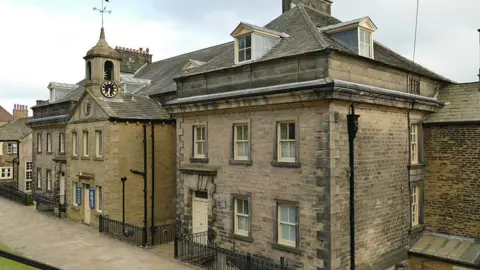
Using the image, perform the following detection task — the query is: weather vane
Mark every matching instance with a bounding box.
[93,0,111,28]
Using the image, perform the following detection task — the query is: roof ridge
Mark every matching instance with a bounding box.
[151,42,232,65]
[297,4,329,49]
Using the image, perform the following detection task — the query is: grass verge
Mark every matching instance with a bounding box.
[0,242,38,270]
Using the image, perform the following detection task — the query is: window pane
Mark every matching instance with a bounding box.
[289,207,296,223]
[239,37,246,49]
[243,125,248,140]
[245,36,251,47]
[238,142,248,157]
[280,124,288,140]
[201,127,206,140]
[245,48,251,61]
[280,206,289,222]
[239,50,245,62]
[289,225,296,241]
[236,199,243,214]
[236,125,243,140]
[288,123,295,139]
[281,141,295,158]
[243,200,249,215]
[281,224,290,241]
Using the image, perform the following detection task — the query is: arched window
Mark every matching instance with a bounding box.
[104,61,114,80]
[86,61,92,80]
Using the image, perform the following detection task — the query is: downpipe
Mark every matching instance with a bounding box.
[347,104,360,270]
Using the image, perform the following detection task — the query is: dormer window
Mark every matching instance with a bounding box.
[359,29,373,58]
[231,22,289,65]
[238,35,252,63]
[320,17,377,60]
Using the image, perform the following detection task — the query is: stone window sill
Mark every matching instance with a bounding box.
[408,163,425,170]
[271,161,301,168]
[229,159,252,166]
[190,157,209,164]
[230,233,253,243]
[409,224,425,234]
[93,157,104,161]
[81,156,91,161]
[70,205,80,211]
[46,152,53,155]
[271,243,301,255]
[71,156,79,160]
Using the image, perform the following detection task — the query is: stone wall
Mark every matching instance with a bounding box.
[176,101,329,270]
[328,101,411,270]
[423,125,480,239]
[0,141,17,186]
[18,134,32,192]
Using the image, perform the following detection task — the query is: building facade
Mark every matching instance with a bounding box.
[162,1,464,269]
[0,105,32,192]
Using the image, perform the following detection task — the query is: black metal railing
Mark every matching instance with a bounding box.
[99,215,146,246]
[150,223,176,246]
[0,185,31,205]
[175,231,296,270]
[98,215,176,247]
[0,249,61,270]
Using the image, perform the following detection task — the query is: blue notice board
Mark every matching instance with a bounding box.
[76,187,82,205]
[89,188,95,209]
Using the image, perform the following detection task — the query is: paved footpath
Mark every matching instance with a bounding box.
[0,197,195,270]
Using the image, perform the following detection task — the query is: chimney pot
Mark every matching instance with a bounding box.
[146,48,150,54]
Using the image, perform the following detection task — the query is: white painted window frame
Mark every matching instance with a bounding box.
[277,204,297,247]
[277,121,296,163]
[410,124,419,165]
[83,131,89,157]
[193,125,206,158]
[46,170,52,191]
[411,185,419,226]
[96,185,103,212]
[233,124,249,161]
[59,133,65,154]
[7,143,17,154]
[72,181,78,206]
[25,162,32,191]
[46,133,52,153]
[358,28,374,59]
[72,132,78,157]
[37,169,42,188]
[0,167,12,179]
[234,198,250,236]
[95,130,103,157]
[36,133,42,153]
[236,34,252,63]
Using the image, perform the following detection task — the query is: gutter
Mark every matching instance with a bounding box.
[107,117,174,125]
[151,124,155,229]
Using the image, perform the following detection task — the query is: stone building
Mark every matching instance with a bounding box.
[0,107,32,192]
[407,82,480,269]
[161,1,469,269]
[64,28,176,231]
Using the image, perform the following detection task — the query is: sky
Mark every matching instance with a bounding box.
[0,0,479,116]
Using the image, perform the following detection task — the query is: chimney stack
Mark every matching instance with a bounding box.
[283,0,332,15]
[13,104,28,120]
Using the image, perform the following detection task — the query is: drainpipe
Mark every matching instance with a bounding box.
[16,141,20,189]
[143,124,148,246]
[151,124,155,229]
[347,104,360,270]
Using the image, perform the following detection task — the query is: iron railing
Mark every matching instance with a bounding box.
[175,231,296,270]
[98,215,176,247]
[34,192,67,219]
[0,185,31,205]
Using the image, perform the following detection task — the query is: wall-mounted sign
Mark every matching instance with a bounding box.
[89,188,95,209]
[76,187,82,205]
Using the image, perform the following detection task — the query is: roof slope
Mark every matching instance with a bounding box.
[0,117,32,140]
[32,80,86,109]
[424,82,480,123]
[177,5,451,83]
[0,106,12,122]
[134,42,232,96]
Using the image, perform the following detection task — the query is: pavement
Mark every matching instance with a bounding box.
[0,197,195,270]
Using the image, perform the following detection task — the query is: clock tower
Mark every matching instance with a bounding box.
[84,28,121,98]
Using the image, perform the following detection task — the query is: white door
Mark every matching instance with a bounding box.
[83,184,90,224]
[192,191,209,244]
[59,174,65,204]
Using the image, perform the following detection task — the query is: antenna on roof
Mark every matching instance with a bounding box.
[412,0,420,63]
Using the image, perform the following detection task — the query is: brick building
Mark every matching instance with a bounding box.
[160,0,479,269]
[407,82,480,269]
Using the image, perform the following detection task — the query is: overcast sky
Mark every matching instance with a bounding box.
[0,0,479,115]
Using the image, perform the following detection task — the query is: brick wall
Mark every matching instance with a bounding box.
[423,125,480,239]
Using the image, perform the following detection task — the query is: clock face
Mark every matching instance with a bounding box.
[101,81,118,98]
[84,99,91,116]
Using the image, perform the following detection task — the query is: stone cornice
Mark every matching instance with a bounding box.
[164,79,443,115]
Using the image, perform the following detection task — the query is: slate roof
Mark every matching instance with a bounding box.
[133,42,232,96]
[91,92,170,120]
[175,5,451,83]
[424,82,480,123]
[0,106,13,122]
[0,117,32,141]
[410,232,480,267]
[32,80,85,109]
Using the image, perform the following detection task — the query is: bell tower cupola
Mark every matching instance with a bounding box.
[84,28,122,98]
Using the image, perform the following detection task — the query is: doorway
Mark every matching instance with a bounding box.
[83,184,90,224]
[192,191,208,244]
[59,173,65,205]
